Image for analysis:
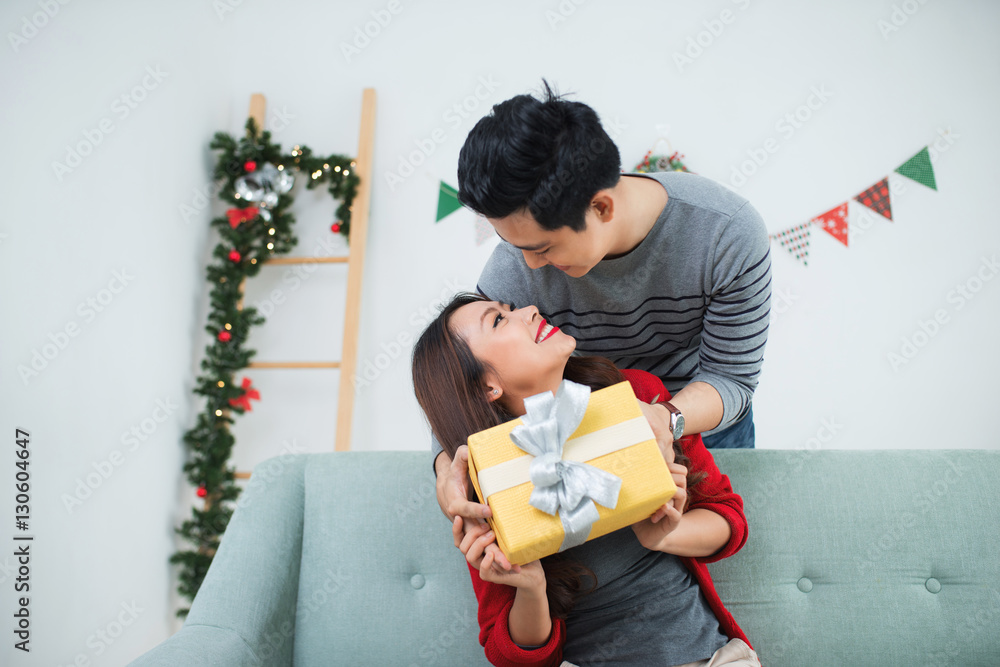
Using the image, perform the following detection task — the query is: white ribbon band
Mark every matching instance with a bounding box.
[477,416,654,503]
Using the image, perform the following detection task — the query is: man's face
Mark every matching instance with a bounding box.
[487,206,609,278]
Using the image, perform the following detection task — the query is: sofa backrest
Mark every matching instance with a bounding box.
[293,449,1000,666]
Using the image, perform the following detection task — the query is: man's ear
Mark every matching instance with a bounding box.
[591,189,615,222]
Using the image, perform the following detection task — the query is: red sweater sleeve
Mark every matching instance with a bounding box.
[619,368,748,564]
[466,562,566,666]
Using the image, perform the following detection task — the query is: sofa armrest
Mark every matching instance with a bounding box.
[127,624,265,666]
[129,454,310,666]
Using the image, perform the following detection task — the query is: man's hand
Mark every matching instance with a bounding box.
[638,400,675,465]
[436,445,492,522]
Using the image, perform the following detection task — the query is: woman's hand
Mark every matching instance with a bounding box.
[453,516,545,591]
[631,462,689,551]
[638,400,675,465]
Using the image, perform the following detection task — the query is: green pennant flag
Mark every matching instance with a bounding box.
[436,181,463,221]
[894,146,937,190]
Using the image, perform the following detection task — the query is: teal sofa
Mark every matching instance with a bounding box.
[128,450,1000,666]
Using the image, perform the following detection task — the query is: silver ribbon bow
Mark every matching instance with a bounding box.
[509,380,622,552]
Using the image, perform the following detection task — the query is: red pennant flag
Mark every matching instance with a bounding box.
[854,178,892,221]
[812,202,849,247]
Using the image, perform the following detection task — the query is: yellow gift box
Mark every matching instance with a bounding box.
[467,380,676,566]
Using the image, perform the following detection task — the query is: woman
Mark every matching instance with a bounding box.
[412,293,760,667]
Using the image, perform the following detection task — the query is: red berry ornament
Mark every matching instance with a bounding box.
[244,160,257,172]
[196,486,207,498]
[229,249,241,262]
[331,222,341,233]
[218,330,231,342]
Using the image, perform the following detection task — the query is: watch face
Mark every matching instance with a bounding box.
[673,414,685,439]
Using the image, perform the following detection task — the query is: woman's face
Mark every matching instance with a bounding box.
[450,300,576,404]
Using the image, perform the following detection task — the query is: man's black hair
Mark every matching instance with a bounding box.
[456,79,621,232]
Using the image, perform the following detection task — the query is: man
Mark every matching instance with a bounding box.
[434,80,771,534]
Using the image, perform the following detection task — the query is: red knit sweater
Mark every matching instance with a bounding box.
[465,368,751,666]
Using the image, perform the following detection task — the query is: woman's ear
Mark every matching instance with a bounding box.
[486,384,502,402]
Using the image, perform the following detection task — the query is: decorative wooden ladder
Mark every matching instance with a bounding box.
[231,89,376,478]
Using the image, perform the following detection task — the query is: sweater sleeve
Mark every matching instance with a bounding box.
[466,562,566,667]
[692,200,771,436]
[620,368,748,564]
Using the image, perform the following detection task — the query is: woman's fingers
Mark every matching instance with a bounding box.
[671,486,688,514]
[452,516,464,548]
[668,462,688,488]
[650,504,668,524]
[463,528,495,565]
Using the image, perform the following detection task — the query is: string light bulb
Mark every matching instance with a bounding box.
[268,228,275,235]
[224,323,232,330]
[217,381,225,387]
[215,409,223,416]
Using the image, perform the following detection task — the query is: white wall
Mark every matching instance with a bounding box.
[2,0,998,664]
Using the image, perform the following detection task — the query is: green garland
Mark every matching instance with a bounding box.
[169,117,360,618]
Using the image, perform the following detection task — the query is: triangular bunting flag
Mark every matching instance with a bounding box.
[770,223,812,266]
[436,181,463,222]
[475,215,494,245]
[894,146,937,190]
[812,202,849,247]
[854,177,893,221]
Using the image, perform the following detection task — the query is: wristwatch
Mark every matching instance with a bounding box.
[661,401,685,440]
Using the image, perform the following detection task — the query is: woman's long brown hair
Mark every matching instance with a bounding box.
[412,292,702,619]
